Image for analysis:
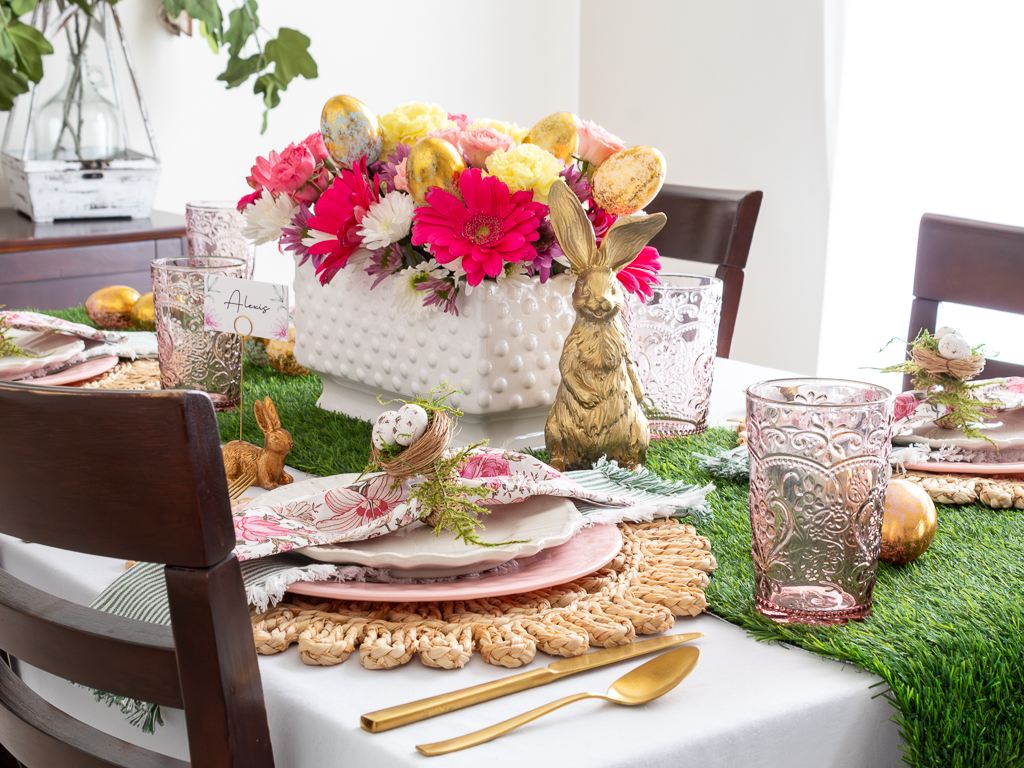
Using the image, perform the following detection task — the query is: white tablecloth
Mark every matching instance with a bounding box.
[0,359,902,767]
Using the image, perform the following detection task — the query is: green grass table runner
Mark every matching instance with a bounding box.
[31,308,1024,767]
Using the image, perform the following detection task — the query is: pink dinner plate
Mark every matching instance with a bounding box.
[286,524,623,603]
[29,355,119,386]
[901,460,1024,476]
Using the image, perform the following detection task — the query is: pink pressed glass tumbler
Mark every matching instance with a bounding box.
[745,378,894,626]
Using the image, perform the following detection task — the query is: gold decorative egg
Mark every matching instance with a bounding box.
[320,95,383,169]
[591,146,667,215]
[85,285,140,330]
[524,112,579,165]
[879,479,938,566]
[406,137,466,206]
[130,292,156,332]
[266,326,310,377]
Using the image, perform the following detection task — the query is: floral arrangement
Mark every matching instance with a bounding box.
[239,98,665,317]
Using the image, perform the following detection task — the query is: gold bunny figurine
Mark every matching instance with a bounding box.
[544,179,667,471]
[222,396,295,490]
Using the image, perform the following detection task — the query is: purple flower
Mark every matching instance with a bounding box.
[371,144,412,194]
[364,243,406,289]
[416,275,459,315]
[526,219,564,282]
[560,164,591,203]
[280,203,314,265]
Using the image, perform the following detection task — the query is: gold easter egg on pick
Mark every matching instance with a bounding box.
[406,137,466,206]
[524,112,580,165]
[880,479,937,566]
[85,285,140,330]
[266,326,310,377]
[591,146,667,215]
[320,95,383,169]
[130,292,156,331]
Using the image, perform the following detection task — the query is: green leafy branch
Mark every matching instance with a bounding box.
[163,0,317,133]
[0,308,28,357]
[0,0,316,134]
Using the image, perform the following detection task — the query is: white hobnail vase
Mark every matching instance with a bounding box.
[292,257,576,447]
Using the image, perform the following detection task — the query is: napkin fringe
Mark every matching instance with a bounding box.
[247,563,340,613]
[581,488,715,525]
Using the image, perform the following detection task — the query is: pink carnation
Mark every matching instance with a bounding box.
[460,452,511,479]
[394,158,409,192]
[248,142,317,196]
[461,127,515,169]
[448,112,470,129]
[301,132,330,163]
[577,120,625,166]
[293,167,332,206]
[428,127,465,154]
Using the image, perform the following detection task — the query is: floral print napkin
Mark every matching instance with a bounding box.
[232,450,634,560]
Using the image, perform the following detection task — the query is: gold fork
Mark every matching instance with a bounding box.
[227,472,256,504]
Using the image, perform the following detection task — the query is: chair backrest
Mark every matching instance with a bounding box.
[645,183,763,358]
[905,213,1024,390]
[0,383,274,768]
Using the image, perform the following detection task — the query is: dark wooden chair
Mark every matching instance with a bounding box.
[645,183,763,358]
[0,383,274,768]
[904,213,1024,390]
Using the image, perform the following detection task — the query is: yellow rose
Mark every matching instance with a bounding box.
[380,102,456,158]
[467,118,529,144]
[485,144,564,204]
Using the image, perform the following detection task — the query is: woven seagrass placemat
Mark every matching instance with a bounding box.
[251,520,715,670]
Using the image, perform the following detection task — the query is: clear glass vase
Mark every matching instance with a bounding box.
[33,47,125,163]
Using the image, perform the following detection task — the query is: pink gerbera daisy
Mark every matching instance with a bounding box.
[306,157,380,284]
[615,245,662,299]
[411,169,546,286]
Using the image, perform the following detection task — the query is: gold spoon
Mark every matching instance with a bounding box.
[416,645,700,756]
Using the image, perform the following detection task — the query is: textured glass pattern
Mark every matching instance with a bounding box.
[152,257,245,410]
[623,274,722,437]
[185,201,255,278]
[746,379,894,625]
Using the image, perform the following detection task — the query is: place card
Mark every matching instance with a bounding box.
[203,275,290,340]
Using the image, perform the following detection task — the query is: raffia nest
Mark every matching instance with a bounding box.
[911,347,986,381]
[369,411,454,484]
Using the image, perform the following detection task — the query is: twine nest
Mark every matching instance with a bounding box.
[369,411,455,527]
[911,347,985,381]
[252,520,715,670]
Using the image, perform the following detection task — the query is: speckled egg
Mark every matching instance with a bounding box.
[320,95,383,169]
[934,326,958,340]
[880,479,937,565]
[406,137,466,205]
[395,404,429,446]
[86,285,140,330]
[372,410,400,450]
[938,333,971,360]
[524,112,579,165]
[591,146,667,215]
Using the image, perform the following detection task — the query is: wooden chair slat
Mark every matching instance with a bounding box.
[0,661,188,768]
[0,569,181,708]
[904,214,1024,390]
[646,184,763,358]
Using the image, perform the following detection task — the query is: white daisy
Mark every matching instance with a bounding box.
[242,191,298,245]
[358,191,416,251]
[300,228,336,251]
[391,262,444,319]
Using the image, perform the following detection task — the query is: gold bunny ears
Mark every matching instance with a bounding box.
[547,179,666,273]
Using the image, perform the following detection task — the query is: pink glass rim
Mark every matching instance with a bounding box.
[151,256,247,274]
[653,273,723,291]
[746,377,893,408]
[185,200,241,212]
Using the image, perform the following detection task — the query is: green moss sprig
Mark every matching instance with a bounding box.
[0,309,27,358]
[882,330,1001,441]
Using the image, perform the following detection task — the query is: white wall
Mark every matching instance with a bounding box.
[818,0,1024,392]
[579,0,832,375]
[0,0,581,286]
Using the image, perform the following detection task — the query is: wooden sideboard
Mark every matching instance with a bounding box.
[0,209,186,310]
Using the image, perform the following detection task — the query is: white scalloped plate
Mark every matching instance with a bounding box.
[296,494,584,578]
